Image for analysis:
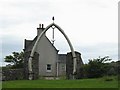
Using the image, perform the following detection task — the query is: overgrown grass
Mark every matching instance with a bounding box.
[2,76,118,88]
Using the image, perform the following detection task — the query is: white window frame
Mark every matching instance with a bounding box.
[46,64,52,72]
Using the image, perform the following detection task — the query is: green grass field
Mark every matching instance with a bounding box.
[2,76,118,88]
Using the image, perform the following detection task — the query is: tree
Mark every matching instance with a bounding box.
[87,56,111,78]
[4,51,24,68]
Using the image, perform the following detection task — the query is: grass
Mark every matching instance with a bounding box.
[2,76,118,88]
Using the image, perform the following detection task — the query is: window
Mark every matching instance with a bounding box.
[46,64,51,72]
[61,64,66,71]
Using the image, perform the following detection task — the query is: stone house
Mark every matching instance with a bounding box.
[24,23,83,79]
[24,24,66,79]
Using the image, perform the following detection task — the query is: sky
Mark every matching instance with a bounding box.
[1,0,119,66]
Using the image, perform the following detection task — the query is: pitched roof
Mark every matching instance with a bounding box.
[24,35,58,52]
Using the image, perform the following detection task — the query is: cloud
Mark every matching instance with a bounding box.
[0,0,118,66]
[53,41,118,63]
[2,36,23,60]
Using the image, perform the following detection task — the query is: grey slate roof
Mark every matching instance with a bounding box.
[24,35,58,52]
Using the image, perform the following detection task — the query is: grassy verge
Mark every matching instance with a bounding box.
[2,76,118,88]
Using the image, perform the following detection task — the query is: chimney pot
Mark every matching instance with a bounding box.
[42,24,44,28]
[39,24,41,28]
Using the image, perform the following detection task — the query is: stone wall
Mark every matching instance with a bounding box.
[24,51,39,80]
[2,51,39,81]
[2,69,24,81]
[66,52,73,79]
[66,51,84,79]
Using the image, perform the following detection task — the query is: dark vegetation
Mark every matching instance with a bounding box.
[80,56,119,78]
[4,51,24,69]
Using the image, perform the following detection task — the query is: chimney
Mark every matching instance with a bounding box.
[39,24,41,28]
[37,24,45,36]
[42,24,44,28]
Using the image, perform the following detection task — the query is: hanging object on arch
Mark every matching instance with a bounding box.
[51,16,55,44]
[51,26,55,44]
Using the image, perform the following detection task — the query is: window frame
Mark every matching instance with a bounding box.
[46,64,52,72]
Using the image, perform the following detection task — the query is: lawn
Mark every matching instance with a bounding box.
[2,76,118,88]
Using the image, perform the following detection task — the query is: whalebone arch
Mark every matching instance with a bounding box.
[28,23,76,80]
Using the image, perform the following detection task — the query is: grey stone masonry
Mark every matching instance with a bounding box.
[24,51,39,80]
[2,69,24,81]
[66,51,84,79]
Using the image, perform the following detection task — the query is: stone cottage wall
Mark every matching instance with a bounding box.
[66,51,84,79]
[24,51,39,80]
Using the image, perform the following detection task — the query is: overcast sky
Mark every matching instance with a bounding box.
[1,0,119,66]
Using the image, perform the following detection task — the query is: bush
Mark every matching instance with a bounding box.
[102,76,117,82]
